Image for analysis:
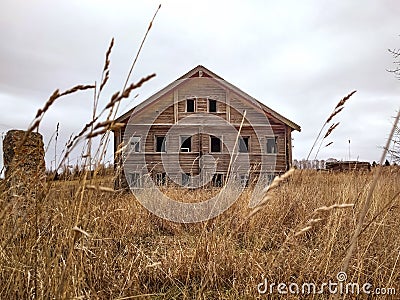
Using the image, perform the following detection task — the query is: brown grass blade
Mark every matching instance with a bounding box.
[323,122,340,139]
[334,90,356,110]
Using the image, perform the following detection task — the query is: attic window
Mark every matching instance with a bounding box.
[186,98,195,112]
[208,99,217,113]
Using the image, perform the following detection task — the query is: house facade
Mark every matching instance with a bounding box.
[113,65,300,189]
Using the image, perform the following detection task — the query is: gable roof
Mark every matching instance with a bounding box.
[114,65,301,131]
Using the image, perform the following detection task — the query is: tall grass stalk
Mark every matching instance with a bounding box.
[340,108,400,276]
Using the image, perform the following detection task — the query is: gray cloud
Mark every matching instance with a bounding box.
[1,0,399,173]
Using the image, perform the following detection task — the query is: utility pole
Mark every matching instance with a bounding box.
[348,139,351,161]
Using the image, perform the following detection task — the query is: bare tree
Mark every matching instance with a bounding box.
[388,123,400,163]
[387,47,400,163]
[388,48,400,79]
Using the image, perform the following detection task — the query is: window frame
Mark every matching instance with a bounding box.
[155,172,167,186]
[212,173,224,187]
[129,172,141,188]
[240,174,249,187]
[210,135,222,153]
[208,98,217,113]
[130,136,141,153]
[267,173,275,184]
[238,136,250,153]
[266,136,278,154]
[180,135,192,152]
[155,135,167,153]
[186,98,196,113]
[181,173,191,186]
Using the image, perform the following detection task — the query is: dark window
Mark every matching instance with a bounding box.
[156,136,166,152]
[240,174,249,187]
[180,136,192,152]
[267,173,275,184]
[212,173,224,187]
[182,173,191,186]
[186,98,195,112]
[208,99,217,112]
[239,137,249,153]
[155,173,166,185]
[210,136,222,152]
[266,137,277,154]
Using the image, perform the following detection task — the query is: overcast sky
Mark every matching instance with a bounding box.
[1,0,399,173]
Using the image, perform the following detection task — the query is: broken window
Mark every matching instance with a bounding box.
[240,174,249,187]
[239,136,249,153]
[180,136,192,152]
[266,137,277,154]
[182,173,191,186]
[212,173,224,187]
[130,136,141,153]
[129,172,141,188]
[156,136,166,152]
[155,172,166,186]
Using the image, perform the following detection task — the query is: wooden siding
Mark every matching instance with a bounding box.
[122,123,289,177]
[127,92,175,125]
[177,78,227,105]
[117,122,290,175]
[113,68,298,189]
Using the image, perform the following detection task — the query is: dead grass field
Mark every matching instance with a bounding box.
[0,168,399,299]
[2,8,399,297]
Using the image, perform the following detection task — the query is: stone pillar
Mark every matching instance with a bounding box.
[3,130,46,200]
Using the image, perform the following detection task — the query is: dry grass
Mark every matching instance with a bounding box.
[0,169,399,299]
[1,9,399,298]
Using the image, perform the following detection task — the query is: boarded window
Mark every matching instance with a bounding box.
[130,136,141,153]
[208,99,217,112]
[212,173,224,187]
[186,98,195,112]
[180,136,192,152]
[210,136,222,153]
[156,136,166,152]
[239,136,249,153]
[266,137,277,154]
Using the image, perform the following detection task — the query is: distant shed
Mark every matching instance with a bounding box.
[325,161,371,172]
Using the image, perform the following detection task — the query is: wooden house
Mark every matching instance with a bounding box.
[112,65,300,189]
